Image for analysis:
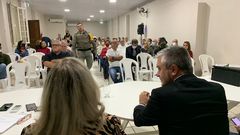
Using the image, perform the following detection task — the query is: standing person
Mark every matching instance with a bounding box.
[21,57,126,135]
[133,46,229,135]
[72,23,95,69]
[0,43,11,79]
[183,41,193,58]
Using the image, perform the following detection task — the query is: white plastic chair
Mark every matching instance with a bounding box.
[22,55,41,87]
[6,61,31,89]
[119,58,139,82]
[0,78,7,89]
[31,52,47,82]
[31,52,45,69]
[199,54,214,76]
[148,58,159,81]
[7,53,20,62]
[27,48,36,55]
[191,58,195,74]
[137,53,153,80]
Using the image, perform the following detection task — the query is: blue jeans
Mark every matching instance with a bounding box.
[0,63,7,79]
[109,66,123,83]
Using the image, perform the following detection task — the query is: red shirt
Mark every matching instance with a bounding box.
[37,48,50,55]
[100,47,109,58]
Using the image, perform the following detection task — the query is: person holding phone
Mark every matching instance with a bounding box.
[230,117,240,135]
[21,57,126,135]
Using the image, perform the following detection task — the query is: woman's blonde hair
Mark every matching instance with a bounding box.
[31,57,105,135]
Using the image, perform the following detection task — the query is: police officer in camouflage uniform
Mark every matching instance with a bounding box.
[72,23,95,69]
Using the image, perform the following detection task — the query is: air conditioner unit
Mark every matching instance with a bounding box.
[67,23,77,27]
[49,18,64,23]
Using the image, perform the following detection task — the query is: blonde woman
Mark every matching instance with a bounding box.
[21,57,125,135]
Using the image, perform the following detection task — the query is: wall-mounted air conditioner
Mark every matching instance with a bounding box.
[48,18,64,23]
[67,23,77,27]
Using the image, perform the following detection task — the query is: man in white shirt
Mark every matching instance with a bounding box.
[106,39,123,83]
[117,40,126,58]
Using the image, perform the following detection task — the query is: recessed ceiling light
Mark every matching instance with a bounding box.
[99,10,105,13]
[64,9,70,12]
[100,21,104,24]
[87,18,91,21]
[109,0,117,3]
[90,15,94,18]
[59,0,67,2]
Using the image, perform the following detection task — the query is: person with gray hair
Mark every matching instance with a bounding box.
[133,46,229,135]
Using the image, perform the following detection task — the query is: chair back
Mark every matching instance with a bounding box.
[137,52,152,70]
[6,61,31,88]
[191,58,195,74]
[22,55,41,77]
[31,52,45,69]
[119,58,139,81]
[7,53,20,62]
[199,54,214,76]
[27,48,36,55]
[148,58,158,81]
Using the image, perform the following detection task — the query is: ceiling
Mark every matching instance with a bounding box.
[28,0,152,22]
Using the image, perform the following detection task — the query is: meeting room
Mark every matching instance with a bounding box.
[0,0,240,134]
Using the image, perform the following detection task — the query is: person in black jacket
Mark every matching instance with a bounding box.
[126,39,141,61]
[133,46,229,135]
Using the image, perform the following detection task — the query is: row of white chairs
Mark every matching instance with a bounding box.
[0,52,46,90]
[119,53,214,82]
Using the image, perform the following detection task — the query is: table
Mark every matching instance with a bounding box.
[1,77,240,134]
[100,81,161,128]
[101,79,240,129]
[0,88,42,135]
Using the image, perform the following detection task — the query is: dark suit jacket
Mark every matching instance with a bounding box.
[134,74,229,135]
[126,45,141,61]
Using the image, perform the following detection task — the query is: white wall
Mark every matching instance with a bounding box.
[108,0,240,74]
[67,21,108,38]
[109,0,198,45]
[199,0,240,65]
[0,0,13,52]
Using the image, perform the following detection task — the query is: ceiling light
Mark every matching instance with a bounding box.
[64,9,70,12]
[90,15,94,18]
[99,10,105,13]
[87,18,91,21]
[100,21,104,24]
[109,0,117,3]
[59,0,67,2]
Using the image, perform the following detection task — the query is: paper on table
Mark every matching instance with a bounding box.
[0,113,29,134]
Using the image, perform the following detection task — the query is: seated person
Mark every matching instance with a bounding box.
[99,40,110,79]
[61,40,74,56]
[0,43,11,79]
[15,40,29,58]
[21,57,126,135]
[134,46,229,135]
[37,41,50,55]
[154,37,168,55]
[42,40,70,71]
[126,39,141,61]
[106,39,123,83]
[183,41,193,58]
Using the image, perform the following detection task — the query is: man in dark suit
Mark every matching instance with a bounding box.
[126,39,141,61]
[133,46,229,135]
